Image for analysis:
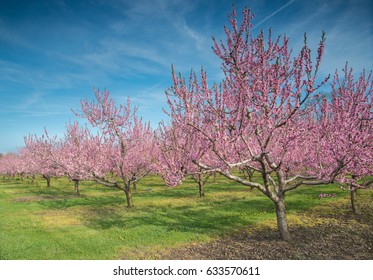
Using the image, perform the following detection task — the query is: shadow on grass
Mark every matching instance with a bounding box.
[83,207,129,229]
[81,198,274,236]
[36,194,127,209]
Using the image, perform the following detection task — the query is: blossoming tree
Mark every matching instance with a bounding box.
[156,119,216,197]
[164,6,341,240]
[75,89,154,207]
[55,122,109,195]
[23,130,63,187]
[0,152,22,178]
[314,64,373,213]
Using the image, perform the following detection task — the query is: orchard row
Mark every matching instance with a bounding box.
[0,6,372,241]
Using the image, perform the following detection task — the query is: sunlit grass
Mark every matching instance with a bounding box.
[0,173,368,259]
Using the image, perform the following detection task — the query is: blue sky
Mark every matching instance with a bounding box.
[0,0,372,153]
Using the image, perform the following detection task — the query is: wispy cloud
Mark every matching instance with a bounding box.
[253,0,295,29]
[26,73,55,121]
[104,0,213,65]
[0,109,67,118]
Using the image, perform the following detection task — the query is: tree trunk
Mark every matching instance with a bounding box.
[124,187,133,208]
[74,180,80,196]
[350,188,357,214]
[198,177,205,197]
[43,175,51,188]
[132,181,137,192]
[248,169,254,182]
[274,198,291,241]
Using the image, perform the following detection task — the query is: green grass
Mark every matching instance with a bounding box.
[0,173,366,259]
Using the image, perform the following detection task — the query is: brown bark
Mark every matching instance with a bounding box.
[274,198,291,241]
[124,186,133,208]
[43,175,51,188]
[350,188,357,214]
[74,180,80,196]
[198,177,205,197]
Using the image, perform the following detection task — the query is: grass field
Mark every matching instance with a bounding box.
[0,173,367,259]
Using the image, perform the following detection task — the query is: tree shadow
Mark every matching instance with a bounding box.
[81,198,274,236]
[83,207,128,229]
[36,194,126,209]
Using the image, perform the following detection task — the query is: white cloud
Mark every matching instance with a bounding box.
[253,0,295,30]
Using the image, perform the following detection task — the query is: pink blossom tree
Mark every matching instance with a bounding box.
[156,119,216,197]
[314,64,373,214]
[55,122,108,195]
[75,89,154,207]
[23,130,63,187]
[0,152,22,178]
[163,6,341,240]
[18,146,40,182]
[21,124,106,194]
